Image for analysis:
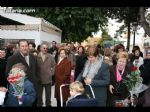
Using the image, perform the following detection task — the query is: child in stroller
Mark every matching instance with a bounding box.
[66,81,98,107]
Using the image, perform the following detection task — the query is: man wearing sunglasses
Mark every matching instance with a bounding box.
[36,43,56,107]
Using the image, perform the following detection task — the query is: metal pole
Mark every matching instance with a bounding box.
[60,84,70,107]
[133,31,135,48]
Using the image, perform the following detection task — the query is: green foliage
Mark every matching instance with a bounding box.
[123,69,142,91]
[13,7,108,42]
[102,7,140,37]
[99,30,113,47]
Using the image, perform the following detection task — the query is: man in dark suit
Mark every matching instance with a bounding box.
[5,39,38,106]
[0,48,8,88]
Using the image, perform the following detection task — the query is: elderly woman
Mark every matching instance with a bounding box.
[55,47,71,107]
[108,52,131,107]
[76,45,110,106]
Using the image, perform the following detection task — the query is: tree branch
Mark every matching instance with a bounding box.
[139,7,150,36]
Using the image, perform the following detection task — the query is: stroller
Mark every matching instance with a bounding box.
[60,84,98,107]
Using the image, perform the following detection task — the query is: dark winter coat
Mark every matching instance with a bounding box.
[6,52,38,87]
[76,62,110,106]
[66,94,98,107]
[0,58,8,87]
[5,78,36,107]
[108,65,131,106]
[55,57,71,102]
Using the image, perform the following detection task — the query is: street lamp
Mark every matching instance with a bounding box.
[132,22,138,48]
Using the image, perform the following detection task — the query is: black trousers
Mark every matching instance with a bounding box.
[37,83,51,106]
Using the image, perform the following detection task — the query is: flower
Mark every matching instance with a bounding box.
[123,66,149,106]
[7,68,26,97]
[131,66,138,72]
[123,66,142,91]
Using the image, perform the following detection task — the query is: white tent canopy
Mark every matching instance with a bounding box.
[0,8,62,47]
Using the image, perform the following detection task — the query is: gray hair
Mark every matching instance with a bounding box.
[40,42,48,48]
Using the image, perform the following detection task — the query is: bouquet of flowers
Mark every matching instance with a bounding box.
[7,67,26,104]
[123,66,148,106]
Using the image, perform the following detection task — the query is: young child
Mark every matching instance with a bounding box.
[66,81,86,106]
[66,81,98,107]
[4,63,36,107]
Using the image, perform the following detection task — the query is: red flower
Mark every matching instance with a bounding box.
[7,76,18,83]
[131,66,138,72]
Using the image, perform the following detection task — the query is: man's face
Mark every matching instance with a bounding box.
[67,44,71,51]
[41,44,48,54]
[146,54,150,59]
[19,41,29,56]
[52,42,56,47]
[0,50,6,59]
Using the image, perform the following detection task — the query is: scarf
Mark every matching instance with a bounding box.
[82,55,103,79]
[116,65,125,82]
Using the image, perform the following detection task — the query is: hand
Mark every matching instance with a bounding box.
[0,87,8,92]
[84,77,92,85]
[124,98,131,104]
[130,95,138,105]
[17,96,22,101]
[109,85,114,94]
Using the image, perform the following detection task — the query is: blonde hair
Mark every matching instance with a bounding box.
[12,63,27,72]
[70,81,85,94]
[117,51,129,60]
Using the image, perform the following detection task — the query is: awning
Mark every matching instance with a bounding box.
[0,15,24,25]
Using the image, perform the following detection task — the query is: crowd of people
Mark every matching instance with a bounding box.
[0,39,150,107]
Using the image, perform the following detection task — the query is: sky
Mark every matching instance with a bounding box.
[92,18,124,37]
[92,18,146,52]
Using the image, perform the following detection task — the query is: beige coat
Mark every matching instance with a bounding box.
[37,53,56,84]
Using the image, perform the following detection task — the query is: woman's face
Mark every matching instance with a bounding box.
[88,55,96,63]
[117,58,127,70]
[118,48,124,53]
[78,47,83,54]
[59,50,66,58]
[135,50,140,56]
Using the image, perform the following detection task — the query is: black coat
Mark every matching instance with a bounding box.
[0,58,7,87]
[66,94,98,107]
[108,65,131,106]
[5,52,38,87]
[140,59,150,85]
